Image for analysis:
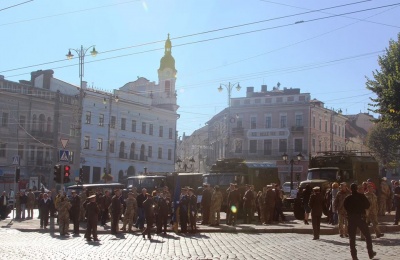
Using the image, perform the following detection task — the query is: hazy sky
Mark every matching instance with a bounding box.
[1,0,399,138]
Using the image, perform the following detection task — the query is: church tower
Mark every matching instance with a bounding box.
[155,34,178,112]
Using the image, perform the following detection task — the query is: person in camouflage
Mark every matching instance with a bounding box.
[57,195,72,236]
[27,189,35,219]
[121,192,137,232]
[379,177,390,216]
[363,184,384,239]
[209,185,223,226]
[334,182,351,238]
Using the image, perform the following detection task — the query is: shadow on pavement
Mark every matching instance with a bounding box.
[319,238,349,246]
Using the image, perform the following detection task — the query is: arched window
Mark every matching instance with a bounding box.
[165,80,171,93]
[47,117,52,133]
[119,141,125,158]
[39,114,45,132]
[130,143,135,160]
[140,144,145,161]
[32,114,37,131]
[127,166,135,176]
[118,170,124,182]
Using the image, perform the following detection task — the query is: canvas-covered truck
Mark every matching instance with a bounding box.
[290,151,380,219]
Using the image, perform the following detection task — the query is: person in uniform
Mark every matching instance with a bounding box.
[309,186,324,240]
[79,189,87,222]
[257,187,266,224]
[156,191,170,235]
[344,183,376,260]
[70,190,80,235]
[274,184,286,222]
[264,185,276,224]
[101,190,112,226]
[209,185,223,226]
[363,183,384,239]
[226,183,235,225]
[110,189,122,235]
[200,184,212,225]
[142,193,155,239]
[57,195,72,236]
[179,187,190,234]
[188,188,198,232]
[334,182,351,237]
[121,192,137,232]
[378,177,390,216]
[227,184,240,226]
[19,191,28,219]
[243,184,254,224]
[135,188,148,230]
[394,181,400,225]
[302,184,312,225]
[15,192,21,220]
[84,194,100,242]
[27,189,35,219]
[0,191,9,220]
[39,193,52,228]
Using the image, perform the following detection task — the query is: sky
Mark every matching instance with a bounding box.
[1,0,399,138]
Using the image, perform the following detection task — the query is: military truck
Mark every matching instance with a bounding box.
[291,151,380,219]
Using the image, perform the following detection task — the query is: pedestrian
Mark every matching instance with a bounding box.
[225,183,235,225]
[302,184,312,225]
[274,184,286,222]
[188,188,198,232]
[0,191,8,220]
[70,190,81,235]
[393,181,400,225]
[200,184,212,225]
[142,193,155,240]
[101,190,112,226]
[309,186,324,240]
[37,193,43,220]
[121,192,137,232]
[15,192,21,220]
[243,184,254,224]
[84,194,100,242]
[135,188,147,230]
[39,193,52,228]
[363,184,384,239]
[334,182,351,237]
[378,177,390,216]
[344,183,376,260]
[19,191,28,219]
[227,184,240,226]
[156,191,169,235]
[110,189,122,235]
[264,185,275,224]
[330,182,339,225]
[179,187,190,234]
[209,185,222,226]
[27,189,35,219]
[57,195,72,236]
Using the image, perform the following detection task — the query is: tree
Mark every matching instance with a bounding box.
[366,122,399,168]
[366,33,400,140]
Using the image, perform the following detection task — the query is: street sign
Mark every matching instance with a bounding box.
[12,155,20,165]
[60,138,69,149]
[59,150,70,162]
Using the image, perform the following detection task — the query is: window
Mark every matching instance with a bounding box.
[149,124,153,135]
[334,125,337,135]
[325,120,328,132]
[338,126,341,137]
[110,140,115,153]
[19,115,26,128]
[168,149,172,160]
[265,98,272,103]
[312,116,315,128]
[18,144,24,159]
[276,97,283,103]
[148,146,152,157]
[249,140,257,153]
[295,115,302,127]
[121,118,126,131]
[319,119,322,130]
[237,118,243,128]
[99,114,104,126]
[265,116,272,128]
[0,143,6,157]
[46,117,52,132]
[319,141,322,152]
[85,111,91,124]
[287,96,294,102]
[142,122,146,134]
[250,116,257,129]
[131,120,136,132]
[312,139,316,152]
[84,136,90,149]
[165,80,171,93]
[279,139,287,153]
[1,112,8,127]
[264,140,272,155]
[280,115,287,128]
[111,116,116,129]
[158,147,162,159]
[169,128,173,139]
[97,138,103,151]
[32,114,37,131]
[235,140,242,153]
[294,139,303,152]
[159,126,163,137]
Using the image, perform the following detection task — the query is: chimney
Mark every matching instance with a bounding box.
[261,85,267,92]
[246,86,254,97]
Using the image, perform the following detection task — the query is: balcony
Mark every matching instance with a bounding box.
[290,126,304,133]
[30,130,54,144]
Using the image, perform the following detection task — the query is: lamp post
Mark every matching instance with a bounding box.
[175,157,195,172]
[218,82,241,158]
[104,94,118,179]
[282,152,303,191]
[66,45,98,172]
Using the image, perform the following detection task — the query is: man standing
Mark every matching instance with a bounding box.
[274,184,286,222]
[364,184,384,238]
[156,191,170,235]
[243,184,254,224]
[142,193,155,240]
[135,188,147,230]
[309,186,324,240]
[264,185,276,224]
[179,187,190,234]
[227,184,240,226]
[209,186,223,226]
[121,192,136,232]
[84,194,100,242]
[57,195,72,236]
[0,191,9,220]
[70,190,81,235]
[226,183,235,224]
[344,183,376,260]
[201,184,212,225]
[39,193,52,228]
[101,190,112,226]
[393,181,400,225]
[27,189,35,219]
[334,182,351,238]
[19,191,28,219]
[188,188,198,232]
[379,177,390,216]
[110,189,122,235]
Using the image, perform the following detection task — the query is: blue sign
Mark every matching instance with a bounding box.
[59,150,70,162]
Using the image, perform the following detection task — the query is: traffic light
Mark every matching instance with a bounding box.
[15,168,20,182]
[79,168,83,182]
[54,165,61,183]
[64,165,71,183]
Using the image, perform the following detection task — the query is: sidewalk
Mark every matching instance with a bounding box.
[2,209,400,235]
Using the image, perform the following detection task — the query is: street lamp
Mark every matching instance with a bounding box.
[175,157,195,172]
[66,45,98,171]
[218,82,241,158]
[282,152,303,191]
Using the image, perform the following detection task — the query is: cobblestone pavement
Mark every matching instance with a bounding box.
[0,227,398,260]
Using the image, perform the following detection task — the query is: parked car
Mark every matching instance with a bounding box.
[282,182,298,194]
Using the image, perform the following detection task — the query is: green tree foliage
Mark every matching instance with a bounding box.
[366,33,400,140]
[366,122,399,167]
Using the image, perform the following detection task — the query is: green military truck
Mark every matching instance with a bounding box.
[292,151,380,219]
